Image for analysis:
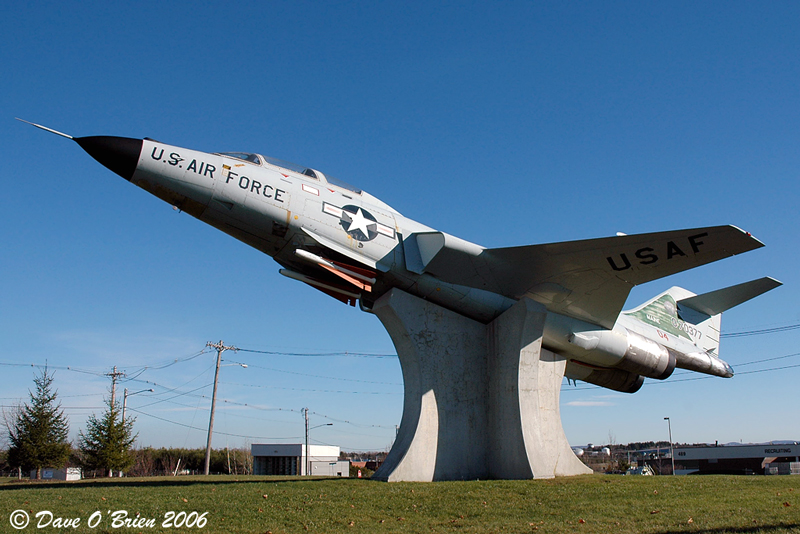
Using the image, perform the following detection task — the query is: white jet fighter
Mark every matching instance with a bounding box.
[20,120,781,393]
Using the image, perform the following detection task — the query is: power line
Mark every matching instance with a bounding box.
[219,380,400,395]
[238,348,396,358]
[736,363,800,375]
[5,335,797,436]
[239,362,402,386]
[133,383,213,410]
[5,317,793,400]
[0,361,108,377]
[135,388,397,431]
[0,349,213,388]
[734,352,800,367]
[722,323,800,338]
[308,409,397,430]
[122,363,217,396]
[120,348,212,378]
[148,396,307,425]
[666,351,800,378]
[561,358,800,392]
[656,362,800,382]
[127,407,303,441]
[0,405,106,410]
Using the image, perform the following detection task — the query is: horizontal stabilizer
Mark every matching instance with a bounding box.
[678,277,782,316]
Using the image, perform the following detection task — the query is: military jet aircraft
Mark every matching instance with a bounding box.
[19,119,780,394]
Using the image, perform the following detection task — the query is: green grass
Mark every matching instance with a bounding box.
[1,474,798,533]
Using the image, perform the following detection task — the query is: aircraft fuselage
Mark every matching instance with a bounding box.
[21,122,778,394]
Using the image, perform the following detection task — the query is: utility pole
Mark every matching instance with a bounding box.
[204,340,238,476]
[106,366,125,409]
[105,366,125,478]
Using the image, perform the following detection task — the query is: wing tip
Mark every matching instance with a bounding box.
[727,225,765,249]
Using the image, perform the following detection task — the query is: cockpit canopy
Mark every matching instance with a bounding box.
[218,152,262,165]
[216,152,361,194]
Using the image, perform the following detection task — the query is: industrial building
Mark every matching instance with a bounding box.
[674,443,800,475]
[251,444,349,477]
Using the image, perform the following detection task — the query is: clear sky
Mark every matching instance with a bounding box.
[2,1,798,454]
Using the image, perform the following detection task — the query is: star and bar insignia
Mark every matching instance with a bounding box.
[322,203,395,242]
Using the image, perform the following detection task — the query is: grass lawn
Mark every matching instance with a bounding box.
[1,474,798,533]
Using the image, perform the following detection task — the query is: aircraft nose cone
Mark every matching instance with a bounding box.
[75,136,143,181]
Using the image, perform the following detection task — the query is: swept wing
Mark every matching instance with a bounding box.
[405,225,763,327]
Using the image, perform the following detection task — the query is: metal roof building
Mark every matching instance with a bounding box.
[674,443,800,475]
[251,444,349,477]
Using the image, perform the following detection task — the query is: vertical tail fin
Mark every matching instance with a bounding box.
[624,289,706,349]
[623,277,781,377]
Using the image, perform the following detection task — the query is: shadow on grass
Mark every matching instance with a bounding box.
[656,523,800,534]
[0,475,357,492]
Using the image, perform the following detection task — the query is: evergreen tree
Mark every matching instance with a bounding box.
[6,367,71,479]
[78,396,137,476]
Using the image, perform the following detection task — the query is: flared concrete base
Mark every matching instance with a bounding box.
[371,289,591,482]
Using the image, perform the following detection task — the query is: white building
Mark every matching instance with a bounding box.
[29,467,82,480]
[251,444,349,477]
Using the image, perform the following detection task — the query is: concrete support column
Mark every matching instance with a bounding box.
[371,289,590,482]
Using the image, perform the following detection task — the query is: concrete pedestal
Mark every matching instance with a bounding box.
[371,289,591,482]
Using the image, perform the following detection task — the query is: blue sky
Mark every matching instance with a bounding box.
[2,1,798,453]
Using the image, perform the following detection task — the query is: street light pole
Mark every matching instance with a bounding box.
[664,417,675,475]
[122,388,154,424]
[105,387,154,478]
[302,408,332,476]
[204,340,239,476]
[304,408,309,476]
